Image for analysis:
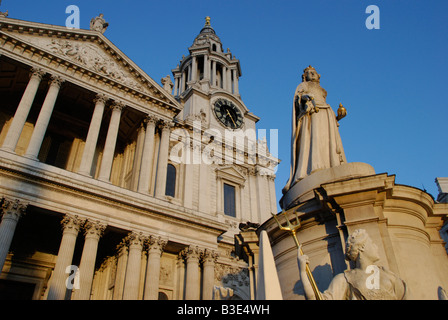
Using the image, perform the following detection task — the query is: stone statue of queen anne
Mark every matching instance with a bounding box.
[283,66,347,193]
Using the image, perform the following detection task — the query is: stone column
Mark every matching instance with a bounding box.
[0,198,27,273]
[174,76,179,96]
[131,123,146,191]
[47,214,85,300]
[211,61,216,87]
[203,55,210,80]
[143,236,167,300]
[24,75,64,160]
[227,68,232,93]
[1,68,45,152]
[222,66,227,90]
[180,72,186,94]
[112,240,128,300]
[78,94,108,177]
[176,253,185,300]
[123,232,145,300]
[191,57,197,82]
[202,249,218,300]
[137,115,157,194]
[72,220,106,300]
[232,69,239,95]
[184,246,202,300]
[98,101,125,182]
[155,121,172,198]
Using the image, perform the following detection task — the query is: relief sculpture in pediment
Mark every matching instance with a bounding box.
[46,38,147,93]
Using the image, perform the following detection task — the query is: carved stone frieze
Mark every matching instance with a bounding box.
[215,263,250,288]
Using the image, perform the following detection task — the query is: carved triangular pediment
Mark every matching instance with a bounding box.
[0,18,180,112]
[215,165,247,185]
[8,32,151,92]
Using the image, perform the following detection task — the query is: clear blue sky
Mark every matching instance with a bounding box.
[3,0,447,208]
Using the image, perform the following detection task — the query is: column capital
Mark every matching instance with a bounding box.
[182,245,203,262]
[83,219,106,239]
[61,214,85,234]
[49,75,65,88]
[94,93,109,105]
[30,67,46,80]
[110,100,126,112]
[1,198,27,221]
[145,114,159,126]
[159,120,173,131]
[125,231,146,248]
[116,239,129,257]
[202,249,219,265]
[146,235,167,256]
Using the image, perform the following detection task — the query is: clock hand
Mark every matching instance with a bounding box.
[226,109,237,127]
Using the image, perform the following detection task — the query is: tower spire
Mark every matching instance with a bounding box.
[205,16,211,26]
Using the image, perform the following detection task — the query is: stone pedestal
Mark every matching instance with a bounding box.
[280,162,375,209]
[263,170,448,300]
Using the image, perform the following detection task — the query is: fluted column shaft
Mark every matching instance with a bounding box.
[176,253,185,300]
[47,215,85,300]
[1,68,45,152]
[78,94,108,176]
[184,246,201,300]
[0,199,27,273]
[72,220,105,300]
[98,102,124,182]
[202,250,218,300]
[123,232,145,300]
[155,121,171,198]
[112,241,128,300]
[25,76,64,160]
[144,236,166,300]
[138,116,157,194]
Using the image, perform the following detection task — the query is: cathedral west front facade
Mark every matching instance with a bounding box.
[0,12,278,300]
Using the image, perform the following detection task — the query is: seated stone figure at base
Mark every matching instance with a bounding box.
[297,229,408,300]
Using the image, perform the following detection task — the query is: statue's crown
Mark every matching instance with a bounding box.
[303,65,316,73]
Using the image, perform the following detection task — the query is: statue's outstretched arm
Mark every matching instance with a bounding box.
[297,250,319,300]
[297,248,348,300]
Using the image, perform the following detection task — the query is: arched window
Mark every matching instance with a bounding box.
[165,164,176,197]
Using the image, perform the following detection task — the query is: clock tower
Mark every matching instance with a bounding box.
[169,17,278,242]
[171,17,260,134]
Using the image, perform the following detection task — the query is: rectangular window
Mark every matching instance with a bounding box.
[165,164,176,197]
[223,183,236,217]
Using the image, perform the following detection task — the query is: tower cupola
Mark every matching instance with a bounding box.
[171,17,242,97]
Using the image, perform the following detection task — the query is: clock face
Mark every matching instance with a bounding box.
[213,99,244,129]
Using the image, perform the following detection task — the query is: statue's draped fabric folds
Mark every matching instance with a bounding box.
[283,66,346,193]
